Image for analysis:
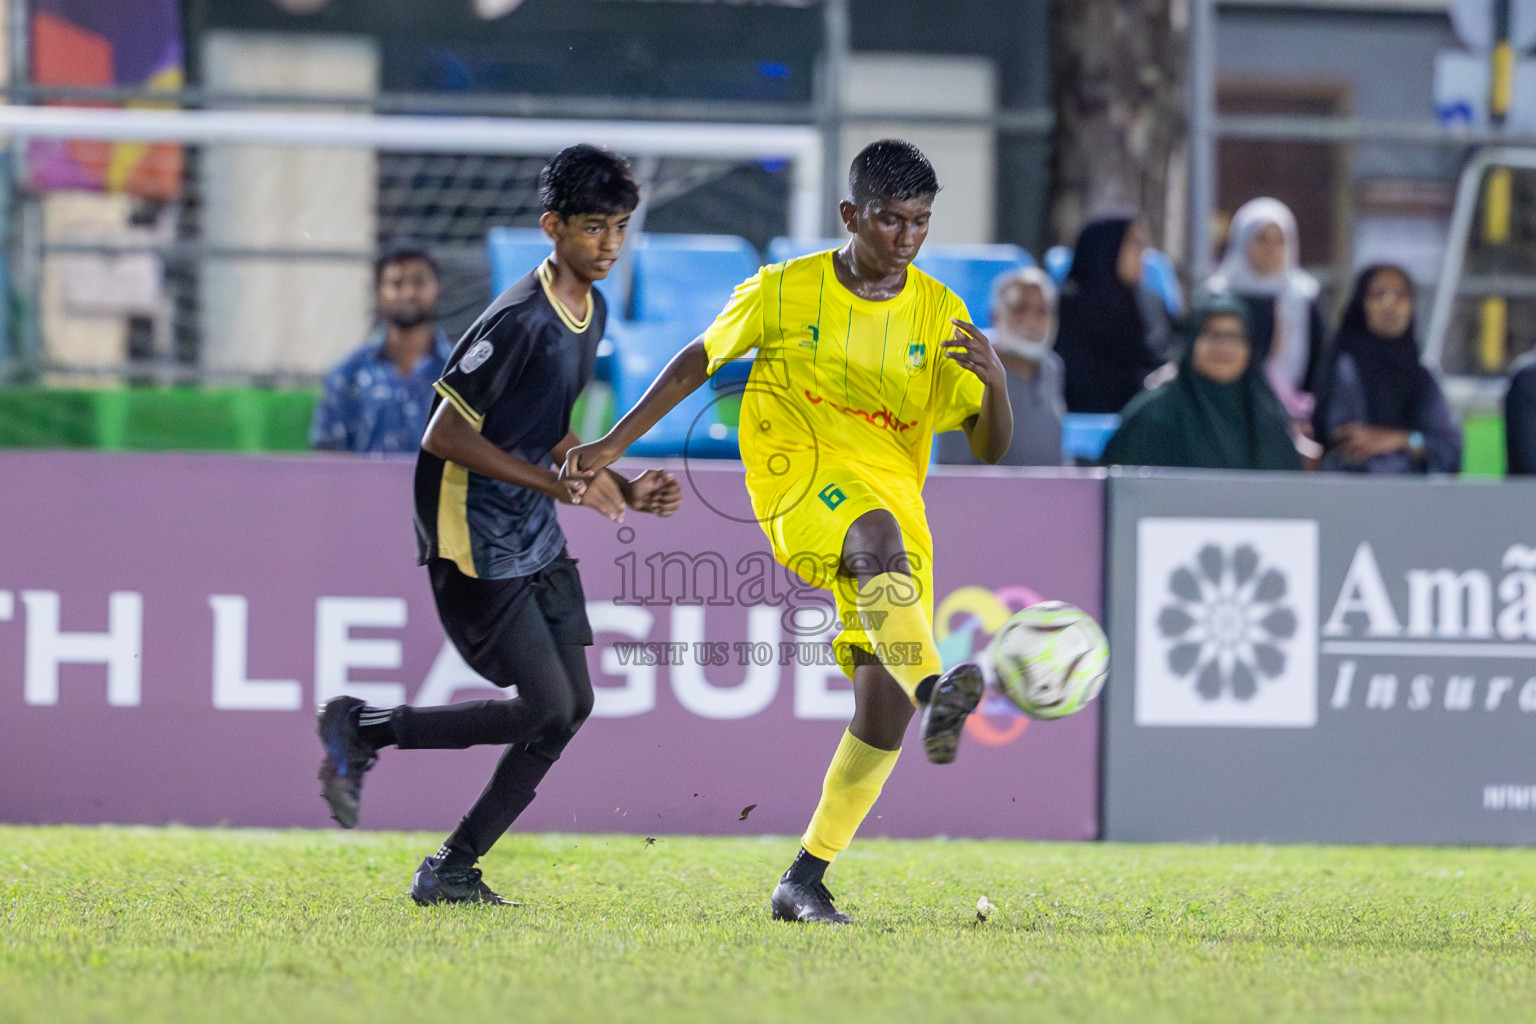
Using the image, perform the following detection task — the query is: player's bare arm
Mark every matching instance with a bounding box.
[562,338,711,479]
[625,469,683,517]
[422,401,631,520]
[947,317,1013,463]
[551,430,682,519]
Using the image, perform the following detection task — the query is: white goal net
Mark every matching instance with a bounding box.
[0,106,821,384]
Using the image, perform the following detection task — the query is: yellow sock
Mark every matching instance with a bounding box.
[855,571,945,702]
[801,730,901,862]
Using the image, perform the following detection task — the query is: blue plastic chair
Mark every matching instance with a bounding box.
[765,238,1038,326]
[615,234,759,458]
[486,227,621,382]
[1061,413,1122,462]
[487,226,622,305]
[764,236,844,265]
[629,233,760,329]
[1043,245,1074,285]
[608,320,741,458]
[486,227,553,295]
[912,244,1035,328]
[1141,249,1185,317]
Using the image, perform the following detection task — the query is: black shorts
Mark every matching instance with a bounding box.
[429,550,594,688]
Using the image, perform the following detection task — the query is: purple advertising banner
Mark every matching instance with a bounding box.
[0,452,1103,840]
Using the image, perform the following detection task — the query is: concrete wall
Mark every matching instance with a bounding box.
[1217,7,1461,181]
[199,32,379,376]
[839,54,997,245]
[1216,7,1463,280]
[39,193,132,374]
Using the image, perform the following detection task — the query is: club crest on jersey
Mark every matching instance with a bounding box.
[459,340,494,373]
[906,341,927,372]
[799,324,819,350]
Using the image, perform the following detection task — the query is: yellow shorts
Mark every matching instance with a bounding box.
[747,462,934,675]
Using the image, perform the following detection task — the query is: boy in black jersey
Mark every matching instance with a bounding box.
[317,145,681,905]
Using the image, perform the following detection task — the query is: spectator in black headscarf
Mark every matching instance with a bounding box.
[1506,349,1536,476]
[1203,197,1326,424]
[1100,294,1301,471]
[1055,216,1173,413]
[1312,264,1462,474]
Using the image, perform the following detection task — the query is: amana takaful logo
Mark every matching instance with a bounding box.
[1156,543,1297,702]
[1135,517,1319,728]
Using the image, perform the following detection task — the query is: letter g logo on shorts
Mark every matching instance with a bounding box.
[818,484,846,510]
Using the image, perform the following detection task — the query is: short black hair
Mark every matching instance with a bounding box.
[848,139,940,208]
[539,144,640,220]
[374,245,438,287]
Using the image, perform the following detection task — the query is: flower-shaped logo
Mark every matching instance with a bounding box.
[1156,543,1297,702]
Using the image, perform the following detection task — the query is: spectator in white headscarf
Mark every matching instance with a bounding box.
[1205,198,1326,425]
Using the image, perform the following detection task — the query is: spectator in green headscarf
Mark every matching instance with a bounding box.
[1101,295,1302,471]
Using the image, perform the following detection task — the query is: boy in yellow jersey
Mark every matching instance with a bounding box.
[565,140,1012,924]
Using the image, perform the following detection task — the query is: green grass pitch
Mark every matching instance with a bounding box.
[3,825,1535,1024]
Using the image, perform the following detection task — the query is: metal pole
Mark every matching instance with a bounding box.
[0,106,824,157]
[788,139,824,243]
[1,0,27,375]
[1187,0,1216,284]
[613,154,658,318]
[820,0,849,237]
[1424,149,1497,369]
[1478,0,1514,373]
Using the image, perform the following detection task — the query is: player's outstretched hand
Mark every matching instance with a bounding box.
[628,469,681,518]
[579,468,627,522]
[946,318,1006,390]
[562,437,623,482]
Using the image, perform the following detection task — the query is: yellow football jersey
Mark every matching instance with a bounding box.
[701,249,985,487]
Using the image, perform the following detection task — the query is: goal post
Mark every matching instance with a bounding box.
[0,105,824,240]
[0,105,823,383]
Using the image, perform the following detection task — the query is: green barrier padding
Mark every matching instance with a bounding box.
[1461,413,1506,478]
[107,390,251,451]
[0,389,103,447]
[0,388,322,452]
[570,387,619,441]
[257,390,322,450]
[0,388,1519,475]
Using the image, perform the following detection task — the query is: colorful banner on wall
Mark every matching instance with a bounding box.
[0,454,1104,842]
[29,0,184,201]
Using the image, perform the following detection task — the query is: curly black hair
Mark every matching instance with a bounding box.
[538,144,640,219]
[847,139,940,208]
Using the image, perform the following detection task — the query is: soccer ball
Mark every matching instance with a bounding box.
[986,601,1109,720]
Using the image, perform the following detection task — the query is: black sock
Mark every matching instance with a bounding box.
[356,706,398,749]
[914,674,938,705]
[782,847,829,886]
[435,841,475,872]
